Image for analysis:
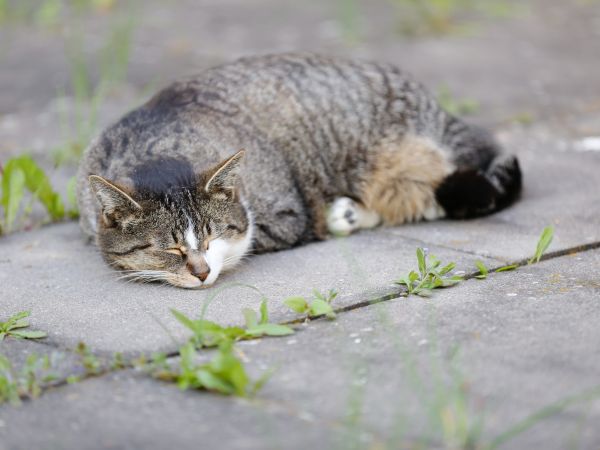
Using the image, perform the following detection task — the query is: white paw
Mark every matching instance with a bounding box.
[327,197,360,236]
[422,202,446,221]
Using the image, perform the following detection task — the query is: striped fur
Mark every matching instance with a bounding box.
[77,53,521,287]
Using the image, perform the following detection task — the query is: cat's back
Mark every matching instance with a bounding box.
[83,53,430,171]
[77,53,439,238]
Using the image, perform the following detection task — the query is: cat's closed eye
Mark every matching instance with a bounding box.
[165,248,184,257]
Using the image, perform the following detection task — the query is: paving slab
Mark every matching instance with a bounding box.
[394,123,600,261]
[1,0,599,124]
[2,249,599,449]
[0,222,494,354]
[222,249,600,448]
[0,370,337,450]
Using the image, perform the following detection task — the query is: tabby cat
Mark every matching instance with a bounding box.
[77,53,521,288]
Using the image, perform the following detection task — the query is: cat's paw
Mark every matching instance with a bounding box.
[327,197,359,236]
[422,202,446,221]
[327,197,380,236]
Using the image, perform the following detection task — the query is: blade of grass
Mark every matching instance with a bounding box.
[528,226,554,264]
[487,385,600,449]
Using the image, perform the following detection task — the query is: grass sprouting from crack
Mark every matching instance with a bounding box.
[474,260,488,279]
[283,289,338,319]
[529,226,554,265]
[0,353,58,406]
[0,311,47,341]
[171,299,294,349]
[151,341,267,397]
[0,156,70,235]
[396,248,463,297]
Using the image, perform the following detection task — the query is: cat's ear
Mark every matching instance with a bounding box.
[89,175,142,226]
[204,149,245,199]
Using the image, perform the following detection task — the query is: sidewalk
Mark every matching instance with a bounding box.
[1,1,600,448]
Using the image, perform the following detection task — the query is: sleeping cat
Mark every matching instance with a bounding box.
[77,53,521,288]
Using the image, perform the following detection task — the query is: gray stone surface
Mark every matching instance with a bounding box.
[0,222,494,353]
[2,250,599,449]
[207,249,600,448]
[0,370,337,450]
[2,0,599,124]
[1,0,600,448]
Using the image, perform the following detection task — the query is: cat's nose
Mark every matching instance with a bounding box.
[197,268,210,282]
[187,262,210,282]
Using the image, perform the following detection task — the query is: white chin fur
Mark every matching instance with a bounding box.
[202,211,254,286]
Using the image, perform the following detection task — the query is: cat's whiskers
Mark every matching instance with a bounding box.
[117,269,171,284]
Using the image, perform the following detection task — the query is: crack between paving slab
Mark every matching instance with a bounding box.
[287,239,600,324]
[7,239,600,408]
[383,232,507,263]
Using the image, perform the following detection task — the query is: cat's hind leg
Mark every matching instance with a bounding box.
[435,153,522,219]
[326,197,381,236]
[360,135,452,226]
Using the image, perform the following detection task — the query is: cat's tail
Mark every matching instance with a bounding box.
[435,153,522,219]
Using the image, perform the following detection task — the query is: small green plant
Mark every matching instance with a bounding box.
[172,300,293,349]
[0,353,57,406]
[529,226,554,264]
[495,264,518,272]
[75,342,102,375]
[66,176,80,219]
[474,260,488,279]
[0,311,47,341]
[509,111,534,126]
[337,0,361,44]
[389,0,516,36]
[284,289,338,319]
[54,14,135,166]
[396,248,463,297]
[152,342,262,397]
[437,85,480,116]
[64,342,104,384]
[0,156,65,234]
[241,300,295,337]
[156,341,255,397]
[0,0,116,26]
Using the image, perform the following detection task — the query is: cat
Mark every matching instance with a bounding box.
[77,52,521,289]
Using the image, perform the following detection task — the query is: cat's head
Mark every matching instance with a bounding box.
[88,150,253,289]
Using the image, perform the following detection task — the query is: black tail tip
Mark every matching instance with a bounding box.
[436,155,522,220]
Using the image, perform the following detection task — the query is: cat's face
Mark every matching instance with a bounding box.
[89,151,252,288]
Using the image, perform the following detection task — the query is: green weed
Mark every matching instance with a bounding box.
[172,299,293,349]
[0,311,47,341]
[474,260,488,279]
[66,176,80,218]
[529,225,554,264]
[0,0,116,26]
[0,353,57,406]
[437,85,480,116]
[159,299,293,396]
[152,341,263,397]
[284,289,338,319]
[0,156,65,234]
[396,248,463,297]
[508,112,535,126]
[54,15,134,166]
[389,0,516,36]
[495,264,518,272]
[491,226,554,273]
[337,0,361,44]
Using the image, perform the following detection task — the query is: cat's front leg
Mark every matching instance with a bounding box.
[326,197,381,236]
